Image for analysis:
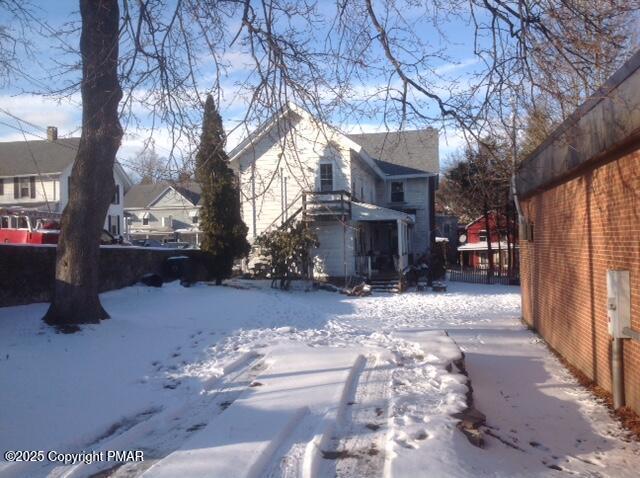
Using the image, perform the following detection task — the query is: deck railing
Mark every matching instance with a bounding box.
[302,190,352,219]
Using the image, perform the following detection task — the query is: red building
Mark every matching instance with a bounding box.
[457,212,518,269]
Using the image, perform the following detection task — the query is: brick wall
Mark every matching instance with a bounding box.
[520,149,640,413]
[0,245,211,307]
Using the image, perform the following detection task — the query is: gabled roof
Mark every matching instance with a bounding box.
[124,181,202,209]
[347,130,439,174]
[0,137,133,189]
[228,103,438,180]
[228,103,388,180]
[0,138,81,176]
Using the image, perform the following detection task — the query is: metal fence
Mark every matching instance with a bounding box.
[447,266,520,286]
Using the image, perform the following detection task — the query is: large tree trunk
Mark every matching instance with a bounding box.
[43,0,123,327]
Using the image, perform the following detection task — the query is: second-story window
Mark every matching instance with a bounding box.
[15,176,36,199]
[320,163,333,192]
[390,181,404,202]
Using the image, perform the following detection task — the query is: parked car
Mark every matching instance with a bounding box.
[131,238,164,248]
[161,241,194,249]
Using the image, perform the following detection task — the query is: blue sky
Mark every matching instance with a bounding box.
[0,1,484,176]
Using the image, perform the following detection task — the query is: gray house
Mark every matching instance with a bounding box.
[123,182,202,246]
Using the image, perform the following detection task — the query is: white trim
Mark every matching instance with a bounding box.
[383,172,437,179]
[388,179,406,203]
[228,102,389,180]
[147,185,198,208]
[317,159,335,192]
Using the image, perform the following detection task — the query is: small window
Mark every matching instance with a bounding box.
[17,216,28,229]
[390,181,404,202]
[479,230,487,242]
[142,216,149,226]
[0,178,4,195]
[320,163,333,192]
[19,177,31,198]
[192,215,199,224]
[1,216,8,228]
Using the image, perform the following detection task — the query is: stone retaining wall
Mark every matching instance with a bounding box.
[0,245,211,307]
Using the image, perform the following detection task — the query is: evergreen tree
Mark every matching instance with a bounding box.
[196,95,250,284]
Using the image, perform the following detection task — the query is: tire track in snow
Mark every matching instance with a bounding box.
[313,354,392,478]
[43,352,267,478]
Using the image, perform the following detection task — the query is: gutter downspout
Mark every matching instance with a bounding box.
[612,337,625,409]
[511,175,524,224]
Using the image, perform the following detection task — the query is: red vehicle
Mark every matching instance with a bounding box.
[0,208,129,245]
[0,208,61,245]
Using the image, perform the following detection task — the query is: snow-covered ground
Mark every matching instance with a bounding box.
[0,280,638,477]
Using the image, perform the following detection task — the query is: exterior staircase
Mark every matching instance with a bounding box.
[368,275,401,293]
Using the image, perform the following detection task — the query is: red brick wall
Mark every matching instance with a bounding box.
[520,149,640,413]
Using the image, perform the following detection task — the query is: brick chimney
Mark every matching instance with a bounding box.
[47,126,58,141]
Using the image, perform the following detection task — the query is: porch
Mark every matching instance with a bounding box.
[351,202,415,280]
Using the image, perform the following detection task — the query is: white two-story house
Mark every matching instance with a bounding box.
[0,127,132,235]
[229,103,439,280]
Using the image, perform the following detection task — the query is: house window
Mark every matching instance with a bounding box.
[0,178,3,195]
[320,163,333,192]
[15,176,36,199]
[192,215,199,224]
[142,216,149,226]
[112,184,120,205]
[479,230,487,242]
[390,181,404,202]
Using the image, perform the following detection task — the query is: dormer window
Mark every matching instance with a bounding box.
[390,181,404,202]
[320,163,333,192]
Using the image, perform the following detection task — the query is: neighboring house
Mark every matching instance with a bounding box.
[0,127,131,235]
[123,181,202,246]
[229,103,439,280]
[457,212,517,269]
[435,213,459,264]
[517,50,640,414]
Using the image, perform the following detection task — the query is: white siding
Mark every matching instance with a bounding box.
[0,174,59,207]
[349,152,377,203]
[237,113,353,240]
[382,177,430,254]
[311,221,355,278]
[128,188,199,234]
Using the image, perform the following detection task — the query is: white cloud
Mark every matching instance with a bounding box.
[0,94,81,139]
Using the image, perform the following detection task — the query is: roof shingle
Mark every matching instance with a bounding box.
[347,129,439,175]
[0,138,80,176]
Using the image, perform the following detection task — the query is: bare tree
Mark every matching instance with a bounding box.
[43,0,122,326]
[0,0,635,325]
[129,144,167,184]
